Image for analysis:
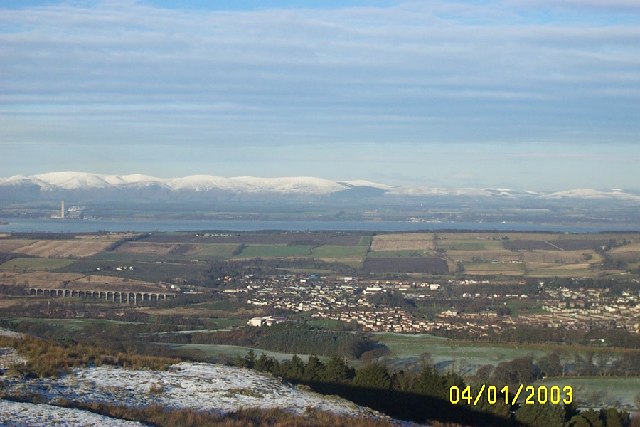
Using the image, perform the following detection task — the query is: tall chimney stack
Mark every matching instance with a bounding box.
[61,200,65,219]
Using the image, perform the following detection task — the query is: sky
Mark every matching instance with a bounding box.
[1,0,639,191]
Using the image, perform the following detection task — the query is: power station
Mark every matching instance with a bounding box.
[51,200,65,219]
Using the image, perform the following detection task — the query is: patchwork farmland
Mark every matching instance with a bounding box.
[0,231,638,284]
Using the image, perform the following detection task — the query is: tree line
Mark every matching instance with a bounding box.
[234,351,635,427]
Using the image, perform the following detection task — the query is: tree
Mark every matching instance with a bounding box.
[538,352,563,377]
[414,365,447,398]
[492,356,538,386]
[475,364,494,381]
[515,403,569,427]
[243,349,256,369]
[569,409,603,427]
[322,356,353,383]
[281,354,305,380]
[254,352,278,373]
[601,408,630,427]
[353,364,391,390]
[391,370,415,392]
[303,355,324,381]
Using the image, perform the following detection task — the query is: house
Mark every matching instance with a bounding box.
[247,316,287,327]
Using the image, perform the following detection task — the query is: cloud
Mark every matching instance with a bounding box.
[0,0,638,188]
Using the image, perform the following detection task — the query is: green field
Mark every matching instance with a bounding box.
[376,333,552,373]
[311,245,369,258]
[160,343,327,363]
[4,318,142,332]
[0,257,75,272]
[358,236,373,246]
[237,245,313,258]
[538,377,640,410]
[193,243,241,258]
[58,258,209,283]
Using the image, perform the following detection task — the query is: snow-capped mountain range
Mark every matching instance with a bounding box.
[0,171,639,201]
[0,172,390,195]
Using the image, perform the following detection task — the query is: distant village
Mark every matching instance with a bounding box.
[227,274,640,337]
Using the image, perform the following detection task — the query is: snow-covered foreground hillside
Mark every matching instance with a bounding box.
[0,399,146,426]
[1,362,396,425]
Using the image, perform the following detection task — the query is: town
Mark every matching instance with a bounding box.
[226,273,640,337]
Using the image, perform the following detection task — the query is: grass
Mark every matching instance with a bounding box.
[0,334,178,377]
[0,257,75,272]
[160,343,326,363]
[358,235,373,246]
[371,233,435,252]
[525,262,596,278]
[6,317,143,332]
[438,240,505,251]
[14,239,112,258]
[90,252,169,262]
[236,245,313,258]
[192,243,241,258]
[366,250,426,258]
[59,259,208,283]
[537,377,640,410]
[115,242,177,256]
[463,263,525,276]
[312,245,369,258]
[375,333,551,373]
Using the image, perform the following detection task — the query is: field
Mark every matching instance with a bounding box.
[371,233,435,252]
[237,245,313,258]
[375,333,640,400]
[0,271,160,291]
[521,250,599,264]
[161,343,326,363]
[610,243,640,262]
[0,257,75,272]
[363,257,449,274]
[0,239,35,252]
[191,243,242,258]
[1,231,639,280]
[525,262,597,277]
[446,250,521,263]
[436,233,506,251]
[59,258,210,284]
[115,242,179,256]
[6,317,141,333]
[142,232,364,246]
[12,239,114,258]
[366,250,425,258]
[463,262,525,276]
[374,333,555,374]
[436,232,640,277]
[538,377,640,410]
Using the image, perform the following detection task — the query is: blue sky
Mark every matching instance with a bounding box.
[1,0,639,190]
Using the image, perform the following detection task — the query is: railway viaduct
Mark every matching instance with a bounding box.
[27,288,176,304]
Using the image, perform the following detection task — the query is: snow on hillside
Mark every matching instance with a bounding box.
[0,399,146,427]
[386,186,492,197]
[1,362,386,421]
[544,188,640,201]
[2,172,637,201]
[339,180,394,190]
[169,175,345,194]
[0,172,356,195]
